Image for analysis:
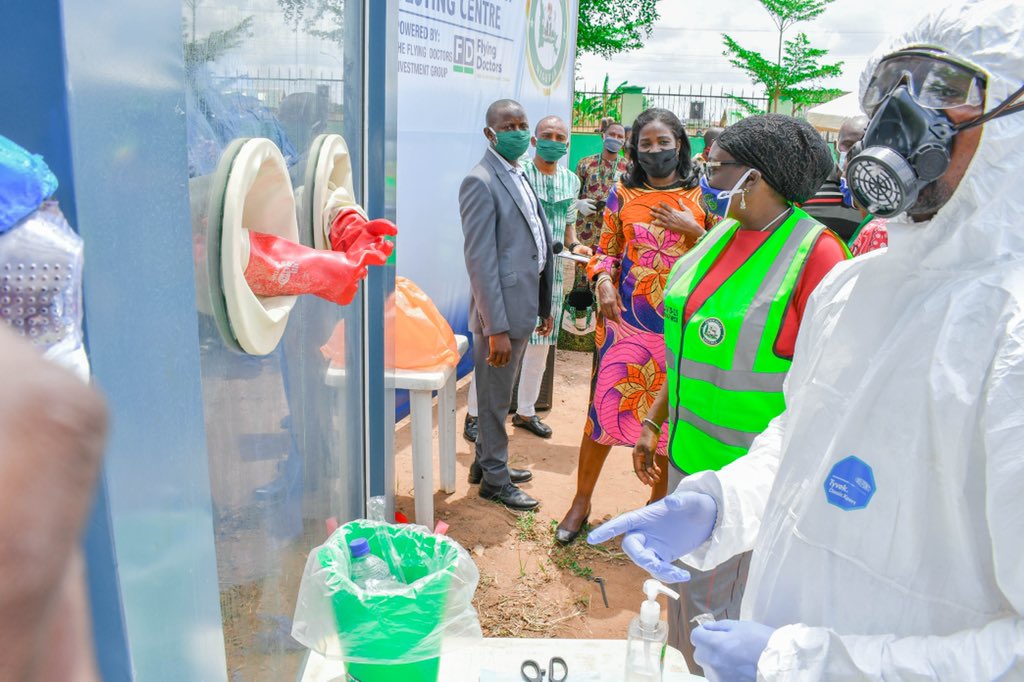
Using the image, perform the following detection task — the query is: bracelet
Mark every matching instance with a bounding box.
[567,241,581,253]
[641,418,662,435]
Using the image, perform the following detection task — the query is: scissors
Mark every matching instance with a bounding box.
[520,656,568,682]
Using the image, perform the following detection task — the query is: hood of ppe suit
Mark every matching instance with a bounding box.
[858,0,1024,271]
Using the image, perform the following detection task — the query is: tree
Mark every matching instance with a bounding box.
[277,0,346,43]
[573,75,634,128]
[183,14,255,68]
[576,0,659,60]
[722,0,842,115]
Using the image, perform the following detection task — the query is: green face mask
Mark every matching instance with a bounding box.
[535,138,568,162]
[488,128,531,160]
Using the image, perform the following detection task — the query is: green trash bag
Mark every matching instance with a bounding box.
[292,520,482,681]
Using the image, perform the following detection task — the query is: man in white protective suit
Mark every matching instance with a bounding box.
[587,1,1024,679]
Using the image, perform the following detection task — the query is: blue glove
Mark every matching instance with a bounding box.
[691,619,775,682]
[586,491,717,583]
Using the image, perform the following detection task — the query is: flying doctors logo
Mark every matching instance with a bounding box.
[526,0,569,94]
[824,456,876,511]
[698,317,725,346]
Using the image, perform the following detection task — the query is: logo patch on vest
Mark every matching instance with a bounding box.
[824,456,876,511]
[698,317,725,346]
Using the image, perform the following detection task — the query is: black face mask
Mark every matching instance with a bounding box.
[846,85,956,217]
[637,149,678,179]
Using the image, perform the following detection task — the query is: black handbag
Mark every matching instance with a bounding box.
[566,284,594,311]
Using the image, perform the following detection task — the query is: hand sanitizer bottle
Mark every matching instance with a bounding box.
[624,579,680,682]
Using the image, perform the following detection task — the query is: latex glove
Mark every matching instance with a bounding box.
[586,491,717,583]
[244,230,367,307]
[329,207,397,265]
[691,619,775,682]
[575,198,596,217]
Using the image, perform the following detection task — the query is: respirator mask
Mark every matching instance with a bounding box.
[847,49,1024,217]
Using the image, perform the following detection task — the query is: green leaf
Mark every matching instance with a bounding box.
[576,0,660,60]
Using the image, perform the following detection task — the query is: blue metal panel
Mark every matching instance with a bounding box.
[57,0,228,678]
[83,476,134,681]
[364,0,399,501]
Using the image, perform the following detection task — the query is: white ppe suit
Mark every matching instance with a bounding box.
[675,1,1024,678]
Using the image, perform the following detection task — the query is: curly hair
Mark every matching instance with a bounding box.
[622,108,697,190]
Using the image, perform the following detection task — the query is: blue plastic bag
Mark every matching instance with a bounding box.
[0,135,58,234]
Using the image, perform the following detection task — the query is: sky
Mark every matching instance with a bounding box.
[575,0,928,97]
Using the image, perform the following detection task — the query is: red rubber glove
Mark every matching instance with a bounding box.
[244,230,366,307]
[329,208,397,264]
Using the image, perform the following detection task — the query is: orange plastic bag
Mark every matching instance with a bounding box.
[319,278,457,372]
[391,277,458,372]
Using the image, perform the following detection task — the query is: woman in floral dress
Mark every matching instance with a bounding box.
[556,108,716,544]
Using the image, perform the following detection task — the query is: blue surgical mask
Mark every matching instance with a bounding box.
[839,177,854,208]
[699,169,753,218]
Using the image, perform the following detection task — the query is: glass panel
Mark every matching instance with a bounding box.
[181,1,364,679]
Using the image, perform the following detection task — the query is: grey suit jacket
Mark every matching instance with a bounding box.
[460,151,554,339]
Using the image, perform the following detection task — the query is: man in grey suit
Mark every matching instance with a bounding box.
[460,99,554,511]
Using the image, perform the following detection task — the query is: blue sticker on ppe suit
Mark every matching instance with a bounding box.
[824,456,876,511]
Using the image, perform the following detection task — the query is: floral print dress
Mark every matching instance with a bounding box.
[585,182,711,452]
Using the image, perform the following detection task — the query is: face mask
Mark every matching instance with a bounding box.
[837,150,848,170]
[839,177,854,208]
[535,139,568,162]
[603,137,624,154]
[637,148,678,179]
[487,127,531,161]
[845,85,957,217]
[699,169,754,218]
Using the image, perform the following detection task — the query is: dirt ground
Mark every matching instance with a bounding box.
[393,348,658,640]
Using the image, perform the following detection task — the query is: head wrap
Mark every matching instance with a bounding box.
[717,114,832,203]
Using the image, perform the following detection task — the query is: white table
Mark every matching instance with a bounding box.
[298,637,704,681]
[326,334,469,526]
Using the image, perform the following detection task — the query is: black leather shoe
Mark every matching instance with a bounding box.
[511,414,553,438]
[555,505,591,546]
[468,462,533,485]
[479,482,540,511]
[463,415,478,442]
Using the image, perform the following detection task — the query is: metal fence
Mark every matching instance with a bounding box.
[208,68,347,124]
[573,83,770,133]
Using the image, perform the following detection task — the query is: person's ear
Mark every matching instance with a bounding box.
[484,127,495,145]
[745,169,762,188]
[532,136,538,147]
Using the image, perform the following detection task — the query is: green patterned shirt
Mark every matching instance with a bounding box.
[523,159,580,345]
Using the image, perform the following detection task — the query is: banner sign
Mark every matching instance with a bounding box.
[396,0,578,371]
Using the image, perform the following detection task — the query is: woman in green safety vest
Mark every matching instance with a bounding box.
[628,114,850,675]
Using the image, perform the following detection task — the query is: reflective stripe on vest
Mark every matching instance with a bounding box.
[664,209,829,473]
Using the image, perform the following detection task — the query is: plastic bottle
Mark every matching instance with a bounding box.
[349,538,400,589]
[624,579,680,682]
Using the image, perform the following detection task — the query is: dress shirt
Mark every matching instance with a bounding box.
[488,146,547,272]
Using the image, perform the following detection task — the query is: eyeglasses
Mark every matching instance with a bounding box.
[862,49,986,116]
[705,160,744,179]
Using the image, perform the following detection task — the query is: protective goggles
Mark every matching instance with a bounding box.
[861,49,986,116]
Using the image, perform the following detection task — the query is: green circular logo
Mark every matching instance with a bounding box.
[699,318,725,346]
[703,193,719,213]
[527,0,569,94]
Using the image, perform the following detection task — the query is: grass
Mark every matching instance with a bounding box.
[515,510,538,541]
[475,511,630,638]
